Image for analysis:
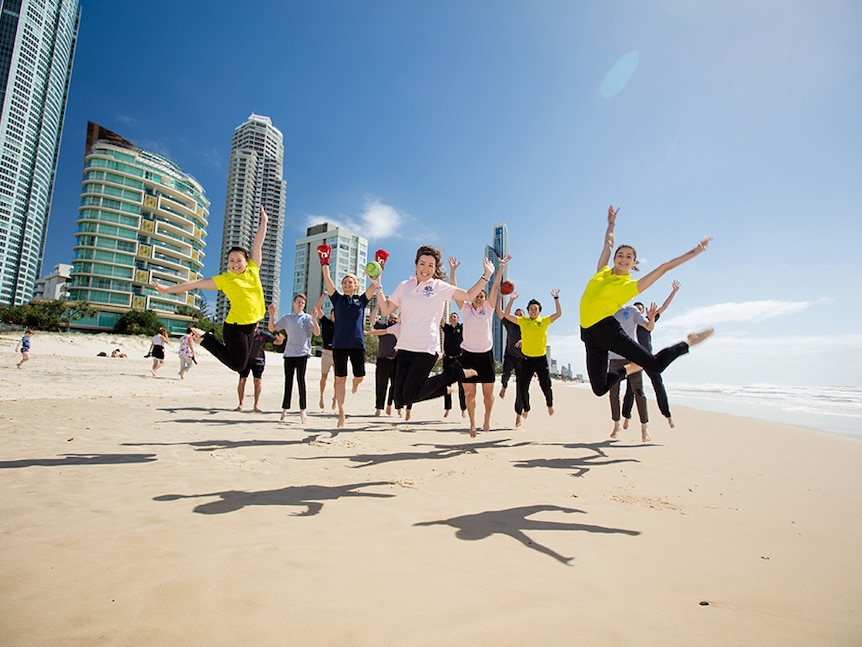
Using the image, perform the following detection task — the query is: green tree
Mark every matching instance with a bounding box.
[0,300,96,332]
[113,309,163,336]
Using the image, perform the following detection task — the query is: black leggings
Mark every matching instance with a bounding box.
[375,356,397,410]
[282,355,309,410]
[518,355,553,414]
[394,350,464,408]
[200,322,256,372]
[581,317,689,397]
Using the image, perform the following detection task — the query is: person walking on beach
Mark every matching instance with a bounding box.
[374,246,493,410]
[15,329,33,368]
[269,296,319,424]
[579,205,713,397]
[440,311,467,419]
[622,281,681,431]
[177,328,196,380]
[497,294,526,425]
[151,205,268,372]
[608,302,656,442]
[236,324,284,412]
[312,292,336,411]
[318,246,377,429]
[500,290,562,423]
[450,254,509,437]
[148,327,169,377]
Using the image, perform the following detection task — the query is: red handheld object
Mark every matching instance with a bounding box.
[374,249,389,268]
[317,244,332,265]
[500,280,515,296]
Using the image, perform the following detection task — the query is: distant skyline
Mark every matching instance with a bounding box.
[40,0,862,387]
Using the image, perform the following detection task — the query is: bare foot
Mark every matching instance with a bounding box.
[253,406,262,413]
[234,405,243,412]
[405,409,411,421]
[280,409,288,422]
[331,397,337,411]
[179,373,185,380]
[498,387,506,399]
[523,410,529,419]
[337,414,345,429]
[622,417,630,430]
[397,408,403,418]
[610,421,621,439]
[375,409,382,417]
[548,406,554,416]
[300,410,307,424]
[386,405,392,416]
[443,409,450,418]
[352,378,362,394]
[461,410,467,419]
[641,424,651,443]
[469,426,477,438]
[666,416,675,428]
[150,370,158,377]
[515,414,522,428]
[319,397,325,409]
[483,420,490,433]
[687,327,714,347]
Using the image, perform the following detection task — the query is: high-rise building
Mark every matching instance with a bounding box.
[216,113,285,324]
[33,262,71,299]
[293,223,367,316]
[67,122,209,334]
[485,222,509,363]
[0,0,80,305]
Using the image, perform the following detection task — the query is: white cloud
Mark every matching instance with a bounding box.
[659,300,814,331]
[305,197,407,241]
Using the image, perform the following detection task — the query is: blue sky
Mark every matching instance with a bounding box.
[42,0,862,387]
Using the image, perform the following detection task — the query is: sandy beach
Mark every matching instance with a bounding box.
[2,332,861,646]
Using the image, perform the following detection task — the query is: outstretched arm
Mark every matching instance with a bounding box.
[548,289,562,322]
[448,257,466,308]
[362,266,378,301]
[487,254,510,308]
[596,205,619,272]
[656,280,681,315]
[498,292,520,324]
[643,302,658,332]
[151,276,216,294]
[250,206,268,268]
[322,263,337,296]
[637,239,711,293]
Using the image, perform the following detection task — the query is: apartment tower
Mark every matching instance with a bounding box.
[485,222,509,363]
[67,122,209,333]
[0,0,80,305]
[216,113,285,323]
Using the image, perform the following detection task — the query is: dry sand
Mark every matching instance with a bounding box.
[2,332,861,646]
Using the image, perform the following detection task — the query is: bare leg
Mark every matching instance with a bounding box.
[641,423,651,443]
[610,420,621,439]
[687,328,714,346]
[463,383,478,437]
[319,373,328,409]
[335,376,347,428]
[236,377,246,411]
[352,376,363,393]
[482,382,494,433]
[252,377,263,412]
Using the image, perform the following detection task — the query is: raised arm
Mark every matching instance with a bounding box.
[642,302,658,332]
[267,303,278,332]
[596,205,619,272]
[499,292,520,325]
[486,254,510,308]
[449,257,466,308]
[362,266,377,301]
[657,280,681,315]
[637,239,711,294]
[322,263,337,296]
[548,288,562,323]
[151,276,217,294]
[250,205,268,268]
[453,257,495,303]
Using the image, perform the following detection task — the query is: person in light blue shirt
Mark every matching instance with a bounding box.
[269,295,319,424]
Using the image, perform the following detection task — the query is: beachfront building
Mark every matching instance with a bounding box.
[293,223,367,316]
[216,113,286,325]
[485,222,509,363]
[0,0,80,306]
[33,262,71,300]
[67,122,209,334]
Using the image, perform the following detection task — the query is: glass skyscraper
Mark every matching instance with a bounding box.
[216,113,286,324]
[0,0,79,305]
[68,123,210,334]
[486,222,509,363]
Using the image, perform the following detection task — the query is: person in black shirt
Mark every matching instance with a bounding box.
[440,312,467,418]
[236,324,284,412]
[313,292,336,411]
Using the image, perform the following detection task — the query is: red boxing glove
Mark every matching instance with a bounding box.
[317,244,332,266]
[374,249,389,268]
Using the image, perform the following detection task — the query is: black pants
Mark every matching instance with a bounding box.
[282,355,309,410]
[442,356,466,411]
[394,350,464,408]
[518,355,553,414]
[201,322,256,372]
[501,354,525,413]
[624,369,671,419]
[375,356,397,410]
[581,317,689,397]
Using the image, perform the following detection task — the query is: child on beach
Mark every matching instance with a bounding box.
[148,327,169,377]
[579,205,713,397]
[15,329,33,368]
[177,328,196,379]
[151,206,268,372]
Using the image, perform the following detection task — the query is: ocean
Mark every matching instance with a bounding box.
[567,382,862,439]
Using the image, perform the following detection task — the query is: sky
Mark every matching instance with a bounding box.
[41,0,862,388]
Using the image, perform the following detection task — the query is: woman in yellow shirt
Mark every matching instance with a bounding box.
[579,204,713,397]
[152,206,268,373]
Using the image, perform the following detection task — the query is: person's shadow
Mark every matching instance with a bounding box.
[415,504,640,565]
[153,481,394,516]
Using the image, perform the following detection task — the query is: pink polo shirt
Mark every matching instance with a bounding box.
[460,303,494,353]
[389,277,458,355]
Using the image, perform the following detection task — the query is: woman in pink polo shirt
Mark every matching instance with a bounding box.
[375,245,494,411]
[451,254,509,437]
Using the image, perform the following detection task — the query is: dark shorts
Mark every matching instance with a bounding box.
[152,345,165,360]
[238,362,265,379]
[333,348,366,378]
[459,349,495,383]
